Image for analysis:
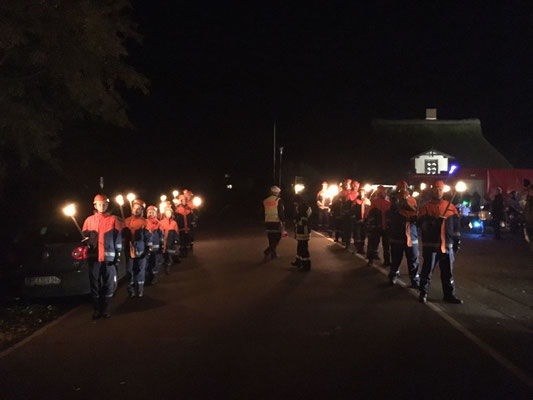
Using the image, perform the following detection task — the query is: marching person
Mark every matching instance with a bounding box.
[82,194,123,319]
[263,186,285,261]
[387,188,420,287]
[146,205,164,285]
[291,194,312,271]
[351,182,369,254]
[316,181,331,234]
[160,207,179,274]
[418,180,463,304]
[176,194,194,257]
[366,186,391,267]
[123,199,152,298]
[340,179,354,248]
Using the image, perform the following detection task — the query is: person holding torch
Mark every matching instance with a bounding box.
[82,194,123,319]
[417,180,464,304]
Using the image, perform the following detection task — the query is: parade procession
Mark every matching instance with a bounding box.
[61,189,201,319]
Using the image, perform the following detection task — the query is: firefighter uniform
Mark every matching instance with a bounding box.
[82,195,123,318]
[351,191,370,254]
[340,182,356,248]
[146,207,164,284]
[263,186,285,260]
[366,187,391,266]
[292,196,312,271]
[176,197,195,257]
[160,213,179,273]
[330,193,344,242]
[316,182,331,233]
[387,191,419,287]
[124,212,152,297]
[418,181,463,304]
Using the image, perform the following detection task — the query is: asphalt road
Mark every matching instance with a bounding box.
[0,224,531,399]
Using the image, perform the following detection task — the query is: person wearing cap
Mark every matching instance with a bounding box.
[386,188,420,287]
[123,199,153,297]
[176,194,195,257]
[82,194,123,319]
[291,194,312,271]
[418,180,463,304]
[350,181,369,254]
[160,207,179,274]
[263,185,285,261]
[146,205,164,285]
[366,186,391,267]
[316,181,331,234]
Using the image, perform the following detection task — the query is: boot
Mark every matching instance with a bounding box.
[419,293,427,303]
[443,295,463,304]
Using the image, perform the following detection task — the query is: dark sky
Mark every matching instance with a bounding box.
[127,1,533,179]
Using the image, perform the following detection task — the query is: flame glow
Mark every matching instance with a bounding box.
[455,181,467,192]
[127,193,136,202]
[294,184,305,194]
[412,191,420,198]
[160,195,167,202]
[363,184,372,193]
[326,185,339,199]
[420,183,427,190]
[443,185,451,193]
[172,190,179,198]
[115,195,124,206]
[192,196,202,207]
[63,203,76,217]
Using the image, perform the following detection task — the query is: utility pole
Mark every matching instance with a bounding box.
[278,146,284,188]
[272,122,276,184]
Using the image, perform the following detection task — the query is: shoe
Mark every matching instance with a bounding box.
[129,292,136,298]
[291,259,300,267]
[443,295,463,304]
[411,281,420,289]
[151,276,158,285]
[138,292,144,298]
[101,312,111,319]
[389,276,398,285]
[92,311,101,320]
[419,293,427,303]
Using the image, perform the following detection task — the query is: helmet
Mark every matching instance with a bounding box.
[146,205,157,212]
[132,199,146,208]
[434,180,445,188]
[322,181,328,186]
[178,194,187,201]
[396,180,408,188]
[270,186,281,194]
[352,180,360,187]
[93,194,109,203]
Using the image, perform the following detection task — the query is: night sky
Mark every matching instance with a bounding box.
[122,2,532,188]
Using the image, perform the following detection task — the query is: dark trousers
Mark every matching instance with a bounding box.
[88,260,117,313]
[333,217,343,241]
[493,218,502,239]
[180,231,192,254]
[419,248,456,297]
[367,229,390,264]
[265,232,282,257]
[296,240,311,270]
[342,216,353,246]
[389,243,419,283]
[318,209,330,231]
[147,252,163,281]
[352,220,366,253]
[127,257,147,295]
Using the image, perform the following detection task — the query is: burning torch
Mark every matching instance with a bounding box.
[192,196,203,208]
[172,190,179,198]
[294,184,305,194]
[127,193,136,213]
[442,181,467,217]
[115,195,125,219]
[62,204,85,240]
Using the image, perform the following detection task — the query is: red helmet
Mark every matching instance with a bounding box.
[146,205,157,212]
[434,180,445,188]
[93,194,109,203]
[322,181,328,186]
[396,180,408,188]
[132,199,146,208]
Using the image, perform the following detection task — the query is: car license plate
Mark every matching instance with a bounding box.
[25,276,61,286]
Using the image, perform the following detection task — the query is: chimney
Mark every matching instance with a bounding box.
[426,108,437,120]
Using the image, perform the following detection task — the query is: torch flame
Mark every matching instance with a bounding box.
[420,183,427,190]
[294,184,305,194]
[160,195,167,202]
[412,191,420,198]
[192,196,202,207]
[326,184,339,199]
[455,181,467,192]
[443,185,451,193]
[115,195,124,206]
[172,190,179,198]
[63,203,76,217]
[363,184,372,193]
[127,193,136,202]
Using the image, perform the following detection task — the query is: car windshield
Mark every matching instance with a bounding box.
[19,220,82,245]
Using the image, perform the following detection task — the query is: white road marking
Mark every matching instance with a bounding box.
[312,230,533,389]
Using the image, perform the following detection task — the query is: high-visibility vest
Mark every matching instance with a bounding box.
[263,195,280,222]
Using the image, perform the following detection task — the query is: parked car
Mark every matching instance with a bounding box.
[9,220,127,298]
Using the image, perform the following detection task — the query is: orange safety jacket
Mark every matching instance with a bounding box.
[82,212,123,262]
[176,205,193,233]
[367,198,391,230]
[146,217,164,252]
[159,217,179,254]
[418,200,461,253]
[124,216,153,258]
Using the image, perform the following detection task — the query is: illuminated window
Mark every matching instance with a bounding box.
[425,159,438,175]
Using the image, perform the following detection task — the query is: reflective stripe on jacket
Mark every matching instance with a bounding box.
[160,217,179,254]
[264,196,280,222]
[82,212,123,262]
[418,200,461,252]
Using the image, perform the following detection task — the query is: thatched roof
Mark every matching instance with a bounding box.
[364,119,512,181]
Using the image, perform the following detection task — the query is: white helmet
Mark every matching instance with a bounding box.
[270,186,281,194]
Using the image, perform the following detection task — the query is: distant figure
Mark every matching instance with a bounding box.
[291,195,312,271]
[316,181,331,233]
[471,191,481,213]
[366,186,391,267]
[492,187,505,240]
[263,186,285,261]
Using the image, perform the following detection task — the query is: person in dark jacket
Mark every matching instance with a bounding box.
[387,188,420,287]
[146,205,164,285]
[291,195,312,271]
[366,186,391,267]
[491,187,505,239]
[418,181,463,304]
